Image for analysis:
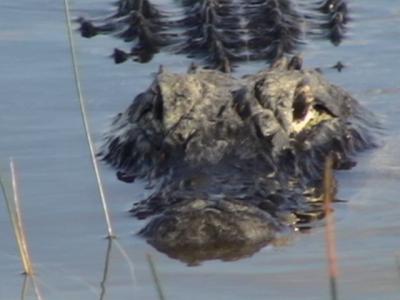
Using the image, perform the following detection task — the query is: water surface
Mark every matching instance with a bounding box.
[1,1,400,299]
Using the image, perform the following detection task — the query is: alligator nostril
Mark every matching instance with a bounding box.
[234,101,252,120]
[232,89,252,120]
[153,90,164,121]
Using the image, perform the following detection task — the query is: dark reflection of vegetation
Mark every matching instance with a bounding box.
[99,239,113,300]
[19,275,43,300]
[396,255,400,281]
[97,239,139,297]
[20,275,28,300]
[146,254,166,300]
[323,155,339,300]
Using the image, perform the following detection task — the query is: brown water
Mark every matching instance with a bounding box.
[1,1,400,299]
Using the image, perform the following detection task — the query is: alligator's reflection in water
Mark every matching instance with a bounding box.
[149,236,274,266]
[147,219,298,265]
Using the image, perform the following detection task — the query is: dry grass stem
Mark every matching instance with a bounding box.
[2,160,44,299]
[323,154,339,300]
[0,170,30,274]
[10,159,34,276]
[1,160,34,275]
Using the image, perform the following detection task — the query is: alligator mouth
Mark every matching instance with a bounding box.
[99,56,377,264]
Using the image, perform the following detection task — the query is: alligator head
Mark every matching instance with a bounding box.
[99,56,378,264]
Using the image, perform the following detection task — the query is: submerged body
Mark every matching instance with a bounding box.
[99,57,378,264]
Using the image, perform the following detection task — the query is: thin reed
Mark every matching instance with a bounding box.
[62,0,115,239]
[0,169,28,273]
[146,253,166,300]
[10,159,34,276]
[0,160,33,275]
[323,154,339,300]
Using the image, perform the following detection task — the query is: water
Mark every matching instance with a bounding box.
[1,0,400,299]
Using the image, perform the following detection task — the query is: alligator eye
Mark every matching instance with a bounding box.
[292,83,312,121]
[292,85,337,133]
[291,82,317,133]
[292,90,310,121]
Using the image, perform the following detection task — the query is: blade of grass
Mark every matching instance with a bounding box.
[323,154,339,300]
[62,0,115,239]
[146,253,166,300]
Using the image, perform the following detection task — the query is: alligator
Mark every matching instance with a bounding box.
[78,0,379,264]
[79,0,349,71]
[97,55,379,264]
